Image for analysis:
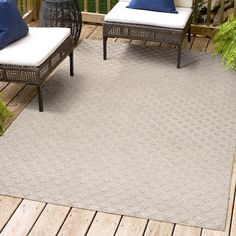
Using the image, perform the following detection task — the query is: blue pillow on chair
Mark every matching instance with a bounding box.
[0,0,29,50]
[128,0,178,13]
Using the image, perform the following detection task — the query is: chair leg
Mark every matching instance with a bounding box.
[103,36,108,60]
[177,45,181,69]
[188,27,191,42]
[37,86,43,112]
[69,51,74,76]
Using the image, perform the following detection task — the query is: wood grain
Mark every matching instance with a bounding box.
[88,25,103,40]
[0,83,25,104]
[130,40,146,46]
[0,196,22,232]
[145,41,161,47]
[191,36,210,52]
[79,24,97,41]
[58,208,96,236]
[1,200,45,236]
[87,212,121,236]
[173,225,201,236]
[144,221,174,236]
[28,204,70,236]
[206,39,215,53]
[115,216,148,236]
[0,82,9,91]
[115,38,131,44]
[4,85,37,131]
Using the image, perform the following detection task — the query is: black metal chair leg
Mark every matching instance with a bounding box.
[37,86,43,112]
[69,51,74,76]
[188,27,191,42]
[177,45,181,69]
[103,36,107,60]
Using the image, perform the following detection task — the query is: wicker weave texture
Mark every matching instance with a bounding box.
[40,0,82,46]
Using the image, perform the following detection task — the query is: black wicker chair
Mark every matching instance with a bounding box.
[40,0,82,46]
[0,27,74,112]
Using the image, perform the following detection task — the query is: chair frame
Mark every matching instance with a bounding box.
[103,15,192,68]
[0,35,74,112]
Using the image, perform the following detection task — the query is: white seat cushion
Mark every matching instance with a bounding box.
[105,1,192,29]
[0,27,71,67]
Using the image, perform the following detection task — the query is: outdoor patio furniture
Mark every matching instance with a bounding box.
[103,0,193,68]
[40,0,82,46]
[0,27,74,112]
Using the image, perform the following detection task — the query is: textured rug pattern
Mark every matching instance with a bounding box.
[0,40,236,230]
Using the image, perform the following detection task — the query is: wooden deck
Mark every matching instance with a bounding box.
[0,24,235,236]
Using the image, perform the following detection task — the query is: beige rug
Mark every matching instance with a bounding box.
[0,40,236,230]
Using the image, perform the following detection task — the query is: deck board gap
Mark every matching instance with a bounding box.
[26,203,48,236]
[205,38,211,53]
[55,207,73,236]
[0,197,23,233]
[200,228,203,236]
[189,36,196,50]
[0,83,9,92]
[1,200,46,236]
[84,211,98,236]
[171,224,176,236]
[142,219,150,236]
[6,84,27,106]
[113,215,123,236]
[85,25,99,39]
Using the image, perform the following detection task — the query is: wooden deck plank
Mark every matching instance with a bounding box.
[0,82,9,91]
[0,83,25,104]
[0,196,22,232]
[4,85,37,131]
[28,204,70,236]
[87,212,121,236]
[88,25,103,40]
[0,200,45,236]
[144,221,174,236]
[173,225,201,236]
[130,40,146,45]
[202,156,236,236]
[108,37,117,43]
[160,42,176,48]
[182,35,195,50]
[206,39,215,53]
[79,24,97,41]
[191,36,210,52]
[202,230,225,236]
[115,216,148,236]
[58,208,96,236]
[115,38,132,44]
[145,41,161,47]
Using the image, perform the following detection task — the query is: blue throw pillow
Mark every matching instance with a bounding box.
[128,0,178,13]
[0,0,29,50]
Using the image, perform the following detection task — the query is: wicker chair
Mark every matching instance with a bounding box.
[103,0,193,68]
[0,27,74,112]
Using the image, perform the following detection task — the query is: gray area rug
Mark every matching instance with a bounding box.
[1,40,236,230]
